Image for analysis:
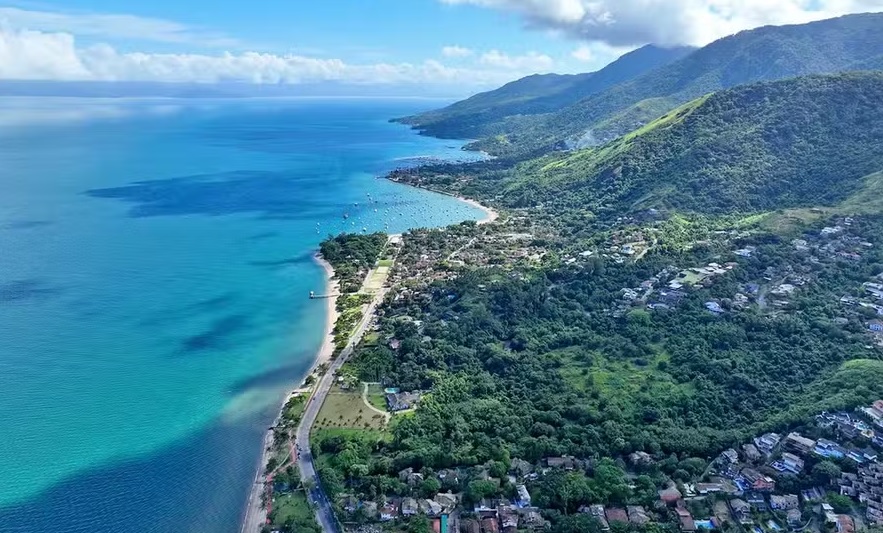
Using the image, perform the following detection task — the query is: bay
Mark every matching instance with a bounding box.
[0,97,484,532]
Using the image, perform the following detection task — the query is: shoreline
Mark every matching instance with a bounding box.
[386,175,500,225]
[241,184,496,533]
[457,195,499,225]
[239,254,340,533]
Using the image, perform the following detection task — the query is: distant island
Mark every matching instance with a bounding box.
[246,13,883,533]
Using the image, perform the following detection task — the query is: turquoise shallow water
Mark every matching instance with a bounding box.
[0,97,484,532]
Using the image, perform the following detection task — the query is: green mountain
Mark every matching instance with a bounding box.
[396,45,694,141]
[412,13,883,157]
[481,72,883,217]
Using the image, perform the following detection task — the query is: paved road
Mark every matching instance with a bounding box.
[297,288,388,533]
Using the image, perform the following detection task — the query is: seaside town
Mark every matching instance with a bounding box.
[245,188,883,533]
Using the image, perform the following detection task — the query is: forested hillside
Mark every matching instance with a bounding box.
[463,72,883,218]
[414,13,883,157]
[396,45,694,142]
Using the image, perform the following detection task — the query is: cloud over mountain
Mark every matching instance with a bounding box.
[440,0,883,46]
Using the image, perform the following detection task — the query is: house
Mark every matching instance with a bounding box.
[784,433,816,454]
[822,504,838,524]
[746,492,767,511]
[434,493,458,513]
[460,519,481,533]
[520,510,546,530]
[341,495,359,513]
[815,439,846,459]
[676,505,697,532]
[420,499,443,516]
[546,456,576,470]
[498,504,519,530]
[772,452,805,474]
[402,498,419,516]
[584,505,610,531]
[363,501,378,519]
[730,499,752,524]
[606,507,629,525]
[836,515,855,533]
[387,391,420,412]
[380,502,400,521]
[705,301,724,314]
[870,320,883,333]
[660,487,683,505]
[755,433,782,455]
[801,487,826,502]
[627,506,651,525]
[770,494,799,511]
[697,483,724,495]
[719,449,739,465]
[510,459,533,477]
[786,508,803,528]
[743,444,763,462]
[474,498,497,515]
[630,451,654,466]
[481,517,500,533]
[516,485,531,507]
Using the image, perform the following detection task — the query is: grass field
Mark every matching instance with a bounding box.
[555,347,693,419]
[362,266,390,294]
[314,386,387,431]
[365,383,388,412]
[269,491,317,532]
[759,170,883,235]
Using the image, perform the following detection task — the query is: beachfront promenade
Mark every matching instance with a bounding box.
[297,286,389,533]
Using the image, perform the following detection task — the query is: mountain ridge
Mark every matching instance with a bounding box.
[396,45,695,141]
[404,12,883,157]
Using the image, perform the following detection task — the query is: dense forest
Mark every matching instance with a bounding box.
[319,232,387,292]
[354,217,883,463]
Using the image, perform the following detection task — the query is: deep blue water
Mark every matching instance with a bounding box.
[0,97,484,532]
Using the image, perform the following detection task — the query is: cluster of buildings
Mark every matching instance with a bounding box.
[690,414,881,533]
[579,503,652,530]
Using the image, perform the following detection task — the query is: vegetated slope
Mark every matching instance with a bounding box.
[463,13,883,156]
[495,72,883,217]
[396,45,694,140]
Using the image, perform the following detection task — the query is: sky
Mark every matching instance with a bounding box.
[0,0,881,94]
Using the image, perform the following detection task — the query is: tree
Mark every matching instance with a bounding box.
[466,480,499,504]
[828,494,853,514]
[812,461,842,486]
[553,514,603,533]
[420,477,442,498]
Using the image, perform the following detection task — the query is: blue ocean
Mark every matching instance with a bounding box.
[0,97,484,532]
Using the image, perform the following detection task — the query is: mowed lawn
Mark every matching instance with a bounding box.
[365,383,388,412]
[314,386,387,431]
[270,492,317,532]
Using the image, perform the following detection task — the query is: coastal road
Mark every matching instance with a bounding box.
[296,287,389,533]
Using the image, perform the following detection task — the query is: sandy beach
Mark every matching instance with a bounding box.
[239,255,340,533]
[456,195,499,225]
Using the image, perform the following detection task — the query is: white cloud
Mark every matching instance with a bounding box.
[0,26,91,80]
[479,49,554,71]
[0,26,555,88]
[571,44,594,62]
[442,45,474,58]
[439,0,883,46]
[0,6,238,47]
